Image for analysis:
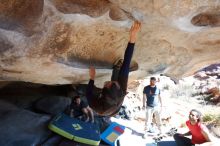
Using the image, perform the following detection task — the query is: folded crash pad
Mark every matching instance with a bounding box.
[100,122,125,146]
[157,141,177,146]
[48,113,100,146]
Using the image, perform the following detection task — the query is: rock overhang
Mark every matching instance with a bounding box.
[0,0,220,85]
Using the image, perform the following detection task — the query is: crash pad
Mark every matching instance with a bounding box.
[100,122,125,146]
[48,113,100,146]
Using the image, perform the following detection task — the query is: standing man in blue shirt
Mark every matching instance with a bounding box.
[143,77,163,135]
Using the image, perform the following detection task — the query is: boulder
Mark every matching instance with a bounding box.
[0,1,220,85]
[34,96,71,115]
[0,100,51,146]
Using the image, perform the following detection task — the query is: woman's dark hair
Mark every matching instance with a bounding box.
[190,109,203,122]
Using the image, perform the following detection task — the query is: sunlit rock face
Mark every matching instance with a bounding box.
[1,0,220,85]
[0,0,44,35]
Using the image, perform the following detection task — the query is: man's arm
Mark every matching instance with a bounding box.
[142,93,146,109]
[158,94,162,107]
[118,21,141,93]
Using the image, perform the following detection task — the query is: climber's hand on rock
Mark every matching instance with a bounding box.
[89,66,96,80]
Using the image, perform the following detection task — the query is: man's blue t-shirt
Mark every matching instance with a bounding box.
[143,85,160,107]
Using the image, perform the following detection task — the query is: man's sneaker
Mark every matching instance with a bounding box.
[166,127,177,136]
[153,134,166,142]
[153,136,163,142]
[142,127,150,139]
[148,125,157,133]
[148,128,156,133]
[143,133,148,139]
[113,59,139,72]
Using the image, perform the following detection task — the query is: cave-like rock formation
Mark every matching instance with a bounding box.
[0,0,44,35]
[191,6,220,27]
[0,0,220,85]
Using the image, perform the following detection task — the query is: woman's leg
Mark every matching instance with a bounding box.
[173,133,194,146]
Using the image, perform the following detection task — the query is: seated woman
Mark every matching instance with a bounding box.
[173,109,217,146]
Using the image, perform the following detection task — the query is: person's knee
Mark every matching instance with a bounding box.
[82,108,88,115]
[87,107,93,112]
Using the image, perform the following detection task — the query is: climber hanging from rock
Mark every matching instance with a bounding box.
[86,21,141,116]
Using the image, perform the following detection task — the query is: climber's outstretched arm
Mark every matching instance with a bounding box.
[118,21,141,93]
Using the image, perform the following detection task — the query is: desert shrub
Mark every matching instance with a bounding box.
[162,84,170,90]
[203,114,220,123]
[170,83,197,101]
[203,114,215,122]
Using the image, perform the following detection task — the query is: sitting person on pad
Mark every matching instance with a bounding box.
[86,21,141,116]
[68,95,94,123]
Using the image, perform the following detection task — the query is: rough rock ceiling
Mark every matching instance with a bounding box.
[0,0,220,85]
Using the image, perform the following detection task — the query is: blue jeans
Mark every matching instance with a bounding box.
[173,133,195,146]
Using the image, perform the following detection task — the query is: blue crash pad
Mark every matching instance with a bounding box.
[48,113,100,146]
[101,122,125,146]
